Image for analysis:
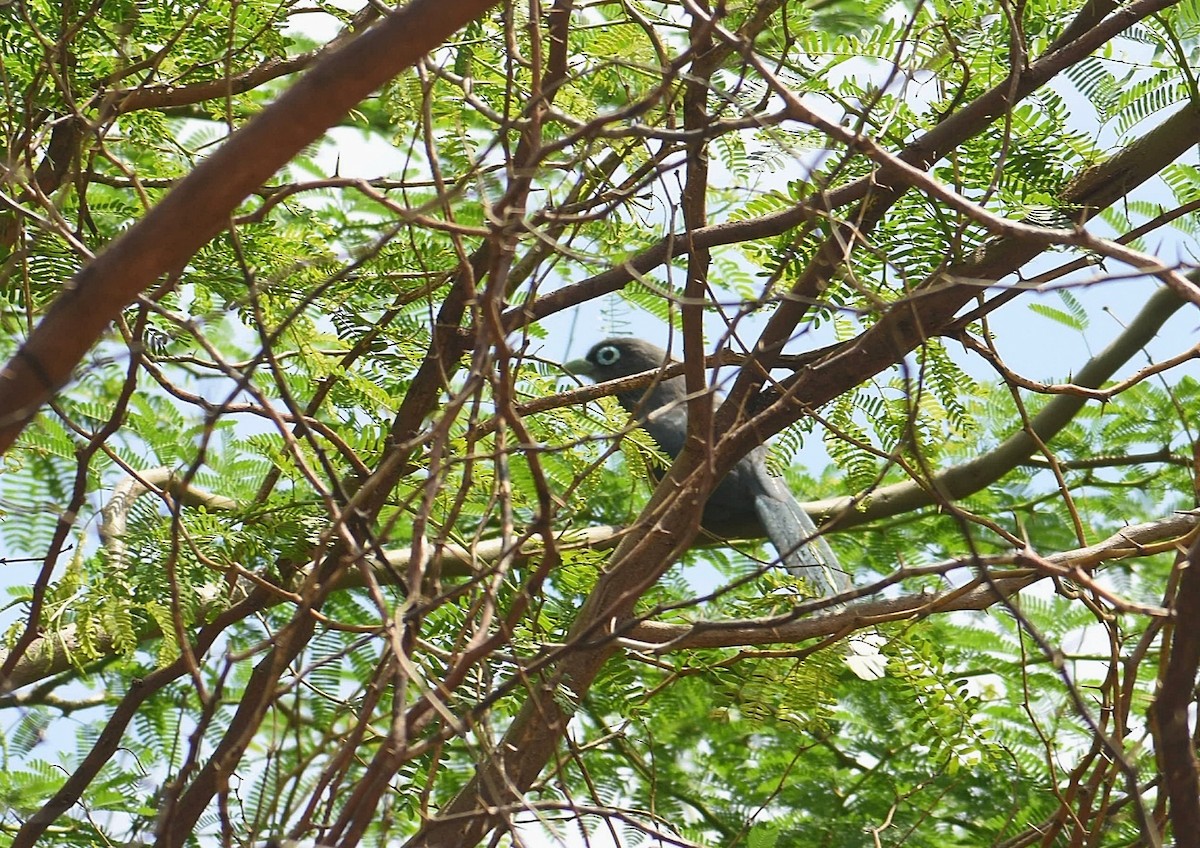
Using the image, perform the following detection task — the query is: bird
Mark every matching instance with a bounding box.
[565,337,848,597]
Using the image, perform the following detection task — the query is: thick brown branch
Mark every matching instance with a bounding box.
[1151,537,1200,848]
[742,99,1200,470]
[0,0,502,455]
[0,115,86,251]
[805,283,1189,527]
[412,7,1200,844]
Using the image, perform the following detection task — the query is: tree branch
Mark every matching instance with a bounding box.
[806,283,1189,527]
[1151,535,1200,847]
[409,5,1200,842]
[625,511,1196,652]
[0,0,502,455]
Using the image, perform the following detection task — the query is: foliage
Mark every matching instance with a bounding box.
[0,0,1198,846]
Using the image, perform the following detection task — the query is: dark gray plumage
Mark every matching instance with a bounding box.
[565,337,848,597]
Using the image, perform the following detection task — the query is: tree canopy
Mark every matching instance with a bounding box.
[2,0,1200,845]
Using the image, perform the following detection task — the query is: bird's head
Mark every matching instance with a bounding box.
[563,337,673,382]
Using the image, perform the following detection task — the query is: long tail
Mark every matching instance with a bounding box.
[753,488,849,597]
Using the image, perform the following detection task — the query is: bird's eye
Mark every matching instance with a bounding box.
[595,345,620,366]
